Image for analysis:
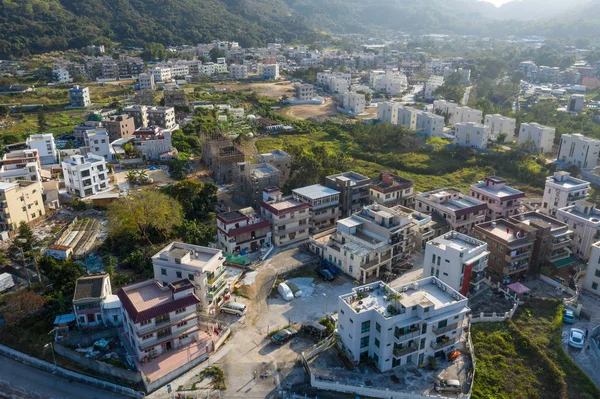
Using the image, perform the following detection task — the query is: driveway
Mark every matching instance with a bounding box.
[561,292,600,388]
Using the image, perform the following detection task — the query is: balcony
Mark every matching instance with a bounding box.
[504,260,529,275]
[433,321,465,335]
[208,278,227,299]
[551,236,571,249]
[207,267,226,285]
[431,336,461,350]
[548,249,570,262]
[472,260,488,273]
[393,344,418,358]
[567,193,587,201]
[361,253,392,270]
[394,329,421,343]
[156,327,172,339]
[505,250,530,262]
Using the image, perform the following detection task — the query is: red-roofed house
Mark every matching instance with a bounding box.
[216,210,271,254]
[118,279,201,361]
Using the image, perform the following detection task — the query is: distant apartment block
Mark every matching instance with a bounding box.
[317,72,351,93]
[258,149,291,185]
[325,172,372,217]
[138,73,155,91]
[469,176,525,220]
[261,187,311,247]
[557,133,600,170]
[229,64,248,80]
[518,123,555,153]
[133,127,176,161]
[292,184,341,234]
[454,122,490,149]
[425,231,489,295]
[484,114,516,142]
[294,83,315,101]
[415,188,487,234]
[260,64,279,79]
[542,171,590,217]
[423,75,444,100]
[341,92,366,116]
[434,101,482,126]
[568,94,585,113]
[473,219,536,284]
[151,67,172,83]
[69,85,91,108]
[0,181,45,234]
[397,106,420,131]
[152,242,228,314]
[216,210,271,255]
[147,106,177,130]
[556,201,600,260]
[369,171,415,207]
[416,112,444,138]
[164,89,188,107]
[310,204,414,283]
[369,70,408,96]
[62,154,109,198]
[377,102,399,125]
[0,150,42,189]
[124,105,149,129]
[337,277,469,372]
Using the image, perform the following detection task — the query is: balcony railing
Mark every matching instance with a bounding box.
[568,193,586,201]
[393,344,418,358]
[548,249,570,262]
[505,251,530,262]
[433,321,465,335]
[394,329,421,343]
[208,267,226,285]
[208,279,227,299]
[504,260,529,275]
[361,253,392,270]
[155,315,170,326]
[431,336,461,350]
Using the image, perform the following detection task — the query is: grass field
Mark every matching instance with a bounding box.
[471,299,600,399]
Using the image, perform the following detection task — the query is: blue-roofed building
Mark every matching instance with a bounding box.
[293,184,341,233]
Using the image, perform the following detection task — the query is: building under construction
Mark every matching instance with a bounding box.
[201,133,248,184]
[258,149,292,185]
[233,162,280,208]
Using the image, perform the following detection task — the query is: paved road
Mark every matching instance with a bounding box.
[461,85,473,106]
[0,356,128,399]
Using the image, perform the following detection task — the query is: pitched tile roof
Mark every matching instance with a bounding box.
[73,275,108,302]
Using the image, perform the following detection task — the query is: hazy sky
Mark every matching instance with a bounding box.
[480,0,514,6]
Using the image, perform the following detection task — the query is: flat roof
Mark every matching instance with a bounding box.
[476,220,535,242]
[471,181,525,199]
[122,281,173,313]
[327,171,370,185]
[0,182,17,191]
[269,199,304,211]
[293,184,339,199]
[431,232,484,252]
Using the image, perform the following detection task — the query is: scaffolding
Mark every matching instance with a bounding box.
[233,162,280,208]
[201,132,248,184]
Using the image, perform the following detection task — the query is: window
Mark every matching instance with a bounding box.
[140,319,152,326]
[595,269,600,278]
[424,306,430,313]
[188,273,194,281]
[176,271,182,278]
[375,322,381,332]
[161,268,167,276]
[373,353,379,363]
[361,321,370,333]
[177,320,188,328]
[175,307,186,314]
[340,309,344,315]
[360,336,369,348]
[593,282,599,291]
[142,333,153,340]
[375,338,380,348]
[349,318,354,324]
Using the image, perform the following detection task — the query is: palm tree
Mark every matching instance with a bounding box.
[126,170,138,184]
[137,170,148,184]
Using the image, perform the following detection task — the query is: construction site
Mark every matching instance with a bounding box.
[48,216,108,260]
[201,132,254,184]
[232,162,281,208]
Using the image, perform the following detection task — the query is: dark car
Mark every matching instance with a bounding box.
[302,321,328,337]
[270,328,298,344]
[325,264,341,275]
[318,268,334,281]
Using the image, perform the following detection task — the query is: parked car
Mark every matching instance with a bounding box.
[323,263,340,275]
[278,282,294,301]
[568,328,585,349]
[318,268,334,281]
[563,309,574,324]
[302,321,327,337]
[270,328,298,344]
[220,302,247,316]
[434,379,462,393]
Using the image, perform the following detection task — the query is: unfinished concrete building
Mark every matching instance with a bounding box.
[233,162,280,208]
[201,134,247,184]
[258,149,292,185]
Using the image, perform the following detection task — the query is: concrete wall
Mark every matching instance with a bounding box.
[60,327,118,348]
[54,343,142,384]
[143,351,208,393]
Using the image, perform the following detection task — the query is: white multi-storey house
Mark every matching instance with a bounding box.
[556,201,600,260]
[583,242,600,296]
[518,123,555,153]
[337,277,470,371]
[484,114,516,142]
[0,150,42,189]
[260,187,311,247]
[542,171,591,217]
[261,64,279,79]
[147,106,177,129]
[26,133,57,165]
[216,210,272,255]
[416,112,444,137]
[425,232,489,295]
[151,67,172,83]
[152,242,228,314]
[415,188,487,234]
[341,92,366,116]
[229,64,248,80]
[138,73,155,90]
[62,154,110,198]
[397,106,420,131]
[118,278,201,361]
[292,184,341,234]
[434,101,483,126]
[69,85,91,108]
[309,204,414,283]
[557,133,600,170]
[84,129,114,161]
[454,122,490,149]
[423,75,444,100]
[377,102,399,124]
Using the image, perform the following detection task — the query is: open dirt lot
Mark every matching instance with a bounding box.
[280,98,338,122]
[211,81,295,99]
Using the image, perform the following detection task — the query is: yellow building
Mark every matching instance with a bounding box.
[0,181,45,235]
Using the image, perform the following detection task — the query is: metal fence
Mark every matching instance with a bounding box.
[0,344,144,398]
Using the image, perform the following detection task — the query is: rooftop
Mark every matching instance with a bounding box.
[546,172,590,189]
[217,210,247,222]
[154,242,223,271]
[475,220,536,243]
[511,212,568,231]
[73,275,108,302]
[418,188,487,212]
[326,171,370,186]
[293,184,340,200]
[429,231,485,253]
[470,179,525,199]
[557,202,600,223]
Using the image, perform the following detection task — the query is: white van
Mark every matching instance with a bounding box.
[278,282,294,301]
[220,302,247,316]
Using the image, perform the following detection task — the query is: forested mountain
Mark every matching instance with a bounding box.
[0,0,599,59]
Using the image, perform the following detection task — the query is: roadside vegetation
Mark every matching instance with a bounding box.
[471,298,600,399]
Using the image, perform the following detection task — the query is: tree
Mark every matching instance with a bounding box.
[126,170,138,184]
[444,72,464,87]
[0,104,9,119]
[168,158,191,180]
[176,220,215,246]
[38,255,83,294]
[512,71,526,84]
[142,42,166,62]
[0,291,48,327]
[426,137,449,152]
[209,47,226,63]
[162,180,217,220]
[37,111,47,133]
[497,133,508,144]
[107,191,183,245]
[8,222,40,262]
